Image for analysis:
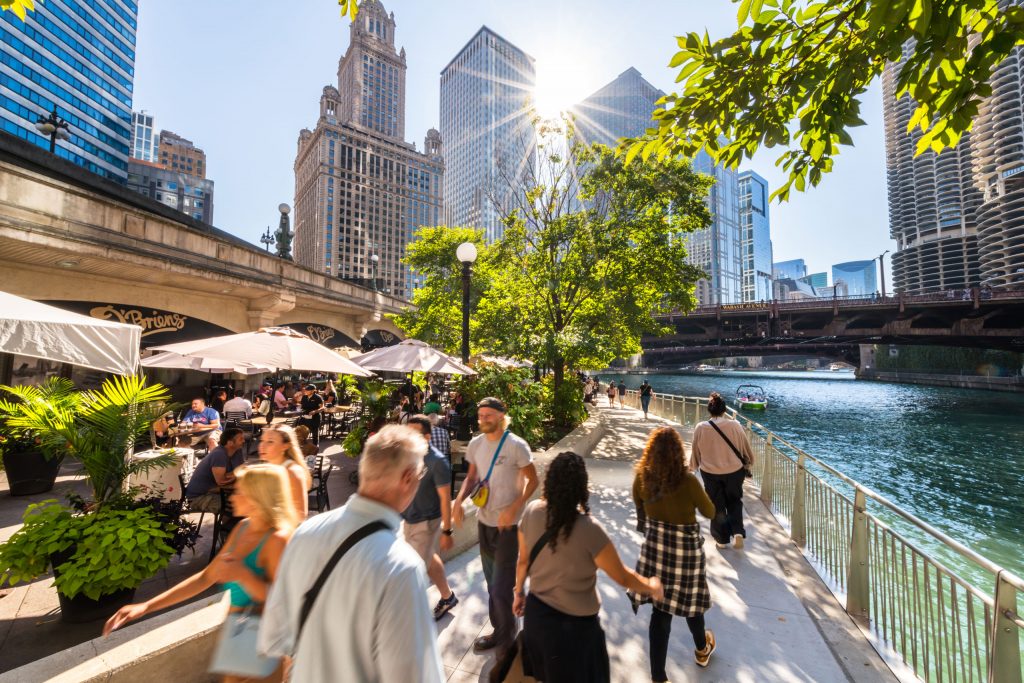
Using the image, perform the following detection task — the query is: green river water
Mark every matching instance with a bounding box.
[599,370,1024,585]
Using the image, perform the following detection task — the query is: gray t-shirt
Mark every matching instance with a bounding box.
[519,499,611,616]
[465,430,532,527]
[401,446,452,524]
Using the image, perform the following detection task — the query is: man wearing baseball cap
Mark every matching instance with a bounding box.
[296,384,325,445]
[452,397,538,660]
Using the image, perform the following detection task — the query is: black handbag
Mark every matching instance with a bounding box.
[489,530,553,683]
[707,420,753,478]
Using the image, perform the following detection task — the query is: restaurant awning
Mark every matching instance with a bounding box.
[0,290,141,376]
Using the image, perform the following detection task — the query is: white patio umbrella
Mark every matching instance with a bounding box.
[149,327,373,377]
[351,339,476,375]
[141,351,273,376]
[0,290,140,375]
[470,354,534,369]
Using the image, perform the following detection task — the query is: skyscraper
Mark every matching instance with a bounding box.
[572,67,664,147]
[293,0,443,299]
[973,39,1024,289]
[801,272,828,289]
[0,1,137,181]
[737,171,774,302]
[884,42,984,293]
[440,26,535,242]
[127,114,214,224]
[687,151,742,305]
[832,260,878,297]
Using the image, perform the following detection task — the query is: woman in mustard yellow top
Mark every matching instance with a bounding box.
[630,426,717,681]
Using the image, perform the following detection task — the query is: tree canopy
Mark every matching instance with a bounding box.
[392,123,711,412]
[626,0,1024,201]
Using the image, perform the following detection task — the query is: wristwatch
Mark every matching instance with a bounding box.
[441,527,454,536]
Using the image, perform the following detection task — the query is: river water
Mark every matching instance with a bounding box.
[599,370,1024,583]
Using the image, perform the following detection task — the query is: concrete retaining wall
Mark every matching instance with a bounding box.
[859,369,1024,392]
[4,410,606,683]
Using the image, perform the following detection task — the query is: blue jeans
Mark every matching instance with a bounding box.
[641,395,652,413]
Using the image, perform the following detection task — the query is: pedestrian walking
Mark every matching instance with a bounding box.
[690,392,755,549]
[606,382,617,406]
[507,452,663,683]
[105,464,297,682]
[259,425,445,682]
[452,397,539,660]
[640,380,654,419]
[631,427,718,679]
[617,380,626,408]
[403,415,459,620]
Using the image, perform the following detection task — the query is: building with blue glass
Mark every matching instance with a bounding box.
[572,67,664,147]
[737,171,774,302]
[0,0,136,181]
[440,26,535,243]
[801,271,828,289]
[832,259,879,297]
[773,258,807,281]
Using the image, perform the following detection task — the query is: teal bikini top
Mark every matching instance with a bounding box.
[222,521,272,608]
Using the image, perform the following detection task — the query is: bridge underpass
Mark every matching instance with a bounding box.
[640,289,1024,367]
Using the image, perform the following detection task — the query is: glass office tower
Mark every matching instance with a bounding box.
[738,170,774,302]
[0,1,136,181]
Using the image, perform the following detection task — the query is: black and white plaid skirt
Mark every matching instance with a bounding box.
[628,519,711,617]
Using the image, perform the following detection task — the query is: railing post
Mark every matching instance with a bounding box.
[847,488,871,625]
[760,433,775,506]
[791,451,807,546]
[989,571,1022,683]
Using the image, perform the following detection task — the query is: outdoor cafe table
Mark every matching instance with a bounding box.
[128,448,196,502]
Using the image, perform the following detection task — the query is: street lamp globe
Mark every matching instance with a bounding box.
[35,120,55,135]
[278,203,291,215]
[456,242,478,264]
[370,253,379,264]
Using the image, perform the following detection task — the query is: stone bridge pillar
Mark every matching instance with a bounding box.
[247,292,296,330]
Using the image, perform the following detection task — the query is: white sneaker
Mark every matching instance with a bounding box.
[733,535,745,549]
[715,541,728,549]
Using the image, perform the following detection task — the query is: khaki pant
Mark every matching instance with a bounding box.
[188,492,221,513]
[402,517,441,564]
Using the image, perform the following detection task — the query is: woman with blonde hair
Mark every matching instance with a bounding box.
[258,424,312,519]
[104,463,298,681]
[630,426,717,680]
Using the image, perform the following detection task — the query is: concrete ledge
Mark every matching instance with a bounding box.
[0,593,226,683]
[6,410,607,683]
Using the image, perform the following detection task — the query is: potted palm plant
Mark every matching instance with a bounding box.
[0,375,183,622]
[0,377,80,496]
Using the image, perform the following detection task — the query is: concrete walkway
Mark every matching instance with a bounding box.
[434,400,875,682]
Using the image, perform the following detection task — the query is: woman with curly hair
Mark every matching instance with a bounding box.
[511,451,663,683]
[631,426,717,679]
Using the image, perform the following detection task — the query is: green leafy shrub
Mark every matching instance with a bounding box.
[545,375,587,430]
[456,365,548,447]
[0,500,173,600]
[342,379,392,457]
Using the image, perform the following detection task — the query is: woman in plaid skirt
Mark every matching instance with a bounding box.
[629,427,718,680]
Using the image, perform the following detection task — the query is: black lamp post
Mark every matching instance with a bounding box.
[35,105,70,153]
[456,242,478,363]
[260,226,274,252]
[275,203,292,259]
[878,249,890,298]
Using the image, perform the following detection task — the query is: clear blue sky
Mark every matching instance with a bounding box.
[133,0,893,282]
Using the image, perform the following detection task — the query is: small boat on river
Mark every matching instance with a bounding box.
[736,384,768,410]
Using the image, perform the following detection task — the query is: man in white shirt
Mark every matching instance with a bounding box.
[221,389,252,418]
[452,397,538,659]
[259,424,444,683]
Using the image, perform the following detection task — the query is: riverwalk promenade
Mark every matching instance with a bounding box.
[0,397,898,682]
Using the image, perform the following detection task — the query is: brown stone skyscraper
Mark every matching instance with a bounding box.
[293,0,443,298]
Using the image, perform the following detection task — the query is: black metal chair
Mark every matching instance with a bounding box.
[208,487,239,562]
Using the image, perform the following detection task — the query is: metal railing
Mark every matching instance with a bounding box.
[622,389,1022,683]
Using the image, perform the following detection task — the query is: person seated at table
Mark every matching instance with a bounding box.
[296,384,324,444]
[181,397,222,451]
[423,394,442,417]
[253,394,271,419]
[273,384,289,411]
[292,425,319,457]
[152,411,174,448]
[322,380,338,406]
[390,395,410,424]
[222,389,253,419]
[184,428,247,513]
[210,389,229,417]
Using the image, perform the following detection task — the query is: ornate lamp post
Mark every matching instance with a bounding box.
[275,203,292,260]
[456,242,478,364]
[35,105,70,153]
[370,253,379,292]
[260,226,274,252]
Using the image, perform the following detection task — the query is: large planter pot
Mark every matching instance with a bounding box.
[2,449,61,496]
[51,548,137,623]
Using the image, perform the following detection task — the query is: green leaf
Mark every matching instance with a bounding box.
[738,0,753,24]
